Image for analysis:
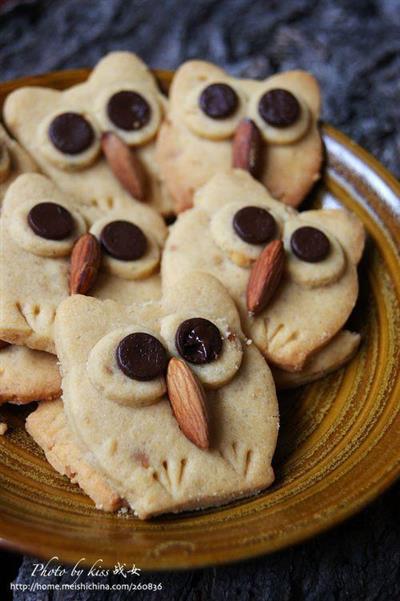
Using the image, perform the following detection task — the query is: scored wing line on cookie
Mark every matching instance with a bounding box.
[150,457,188,497]
[265,321,300,350]
[218,442,254,478]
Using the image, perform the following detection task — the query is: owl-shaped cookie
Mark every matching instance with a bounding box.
[26,399,123,512]
[0,173,167,354]
[55,272,279,518]
[157,60,322,212]
[3,52,173,216]
[162,170,365,375]
[0,126,61,405]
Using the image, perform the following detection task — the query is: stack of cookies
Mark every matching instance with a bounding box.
[0,52,365,518]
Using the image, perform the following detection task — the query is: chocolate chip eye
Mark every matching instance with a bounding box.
[233,206,277,245]
[199,83,239,119]
[258,89,300,128]
[176,318,223,365]
[48,112,95,154]
[116,332,168,381]
[107,91,151,131]
[28,202,75,240]
[100,220,147,261]
[290,226,330,262]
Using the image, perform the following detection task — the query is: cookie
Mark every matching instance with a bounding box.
[272,330,361,389]
[0,173,166,353]
[162,170,365,372]
[3,52,174,216]
[0,126,61,405]
[54,272,279,518]
[156,60,322,212]
[0,123,38,206]
[0,344,61,404]
[26,400,123,511]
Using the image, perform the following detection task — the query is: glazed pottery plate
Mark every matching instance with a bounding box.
[0,70,399,570]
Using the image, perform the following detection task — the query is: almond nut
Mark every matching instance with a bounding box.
[247,239,285,314]
[167,357,209,450]
[232,118,262,178]
[69,233,101,295]
[101,132,146,201]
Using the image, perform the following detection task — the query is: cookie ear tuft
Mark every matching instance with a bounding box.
[170,60,228,105]
[3,87,60,131]
[88,52,156,90]
[162,271,241,329]
[297,209,365,264]
[260,70,321,117]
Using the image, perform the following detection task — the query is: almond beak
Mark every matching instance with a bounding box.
[69,233,102,295]
[246,239,285,315]
[167,357,210,450]
[232,118,263,179]
[101,132,147,202]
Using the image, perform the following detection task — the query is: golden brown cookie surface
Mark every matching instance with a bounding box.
[156,60,322,212]
[0,123,39,207]
[272,330,361,389]
[55,273,279,518]
[26,400,123,512]
[4,52,174,216]
[0,346,61,404]
[162,170,365,372]
[0,173,166,353]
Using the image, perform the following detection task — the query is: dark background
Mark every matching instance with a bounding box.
[0,0,399,599]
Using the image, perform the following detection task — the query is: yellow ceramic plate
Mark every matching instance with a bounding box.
[0,69,399,570]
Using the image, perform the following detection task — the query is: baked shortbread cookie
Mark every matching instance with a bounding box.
[156,60,322,212]
[0,173,166,353]
[55,273,279,518]
[0,344,60,403]
[3,52,173,216]
[0,125,61,404]
[0,123,39,206]
[272,330,361,389]
[162,170,365,373]
[26,400,123,511]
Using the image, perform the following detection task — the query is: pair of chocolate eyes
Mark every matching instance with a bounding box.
[116,318,223,381]
[233,206,330,262]
[27,203,147,261]
[48,91,151,155]
[199,84,300,127]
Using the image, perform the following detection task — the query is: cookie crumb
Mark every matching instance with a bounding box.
[0,422,8,435]
[118,506,129,517]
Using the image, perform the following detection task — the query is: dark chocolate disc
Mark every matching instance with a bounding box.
[27,202,74,240]
[258,89,300,128]
[199,83,239,119]
[100,220,147,261]
[290,226,330,262]
[107,91,151,131]
[48,112,95,154]
[175,318,223,365]
[116,332,168,381]
[233,206,277,245]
